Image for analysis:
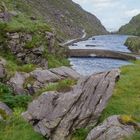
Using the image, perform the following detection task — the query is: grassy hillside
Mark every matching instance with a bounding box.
[119,14,140,36]
[124,37,140,53]
[4,0,107,41]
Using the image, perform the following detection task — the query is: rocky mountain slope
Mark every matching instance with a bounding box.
[119,14,140,36]
[119,14,140,53]
[4,0,107,41]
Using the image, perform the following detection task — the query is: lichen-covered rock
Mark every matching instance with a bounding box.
[23,69,120,140]
[8,72,30,95]
[86,115,135,140]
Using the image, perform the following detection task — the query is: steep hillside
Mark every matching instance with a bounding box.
[119,14,140,54]
[3,0,107,41]
[119,14,140,36]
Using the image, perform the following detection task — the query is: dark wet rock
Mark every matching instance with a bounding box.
[86,115,135,140]
[23,69,120,140]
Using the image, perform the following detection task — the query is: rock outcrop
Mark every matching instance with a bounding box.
[8,72,30,95]
[8,66,80,95]
[22,69,120,140]
[6,32,54,68]
[86,115,135,140]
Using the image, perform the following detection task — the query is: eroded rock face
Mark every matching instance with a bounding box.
[86,115,135,140]
[6,32,49,68]
[22,69,120,140]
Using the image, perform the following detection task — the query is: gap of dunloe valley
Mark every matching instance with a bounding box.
[0,0,140,140]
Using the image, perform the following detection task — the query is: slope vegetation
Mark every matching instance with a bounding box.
[119,14,140,36]
[5,0,107,40]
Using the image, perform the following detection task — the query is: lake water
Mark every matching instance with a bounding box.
[69,35,131,75]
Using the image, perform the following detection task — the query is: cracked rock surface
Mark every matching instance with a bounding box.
[86,115,135,140]
[23,69,120,140]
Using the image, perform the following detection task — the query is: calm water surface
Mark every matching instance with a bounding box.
[69,35,131,75]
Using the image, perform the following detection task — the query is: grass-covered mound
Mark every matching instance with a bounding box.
[124,37,140,54]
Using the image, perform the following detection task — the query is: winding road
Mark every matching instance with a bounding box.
[61,29,86,46]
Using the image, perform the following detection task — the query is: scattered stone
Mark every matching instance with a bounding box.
[23,69,120,140]
[30,68,61,83]
[50,66,81,80]
[86,115,135,140]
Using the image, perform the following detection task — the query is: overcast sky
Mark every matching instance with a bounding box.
[73,0,140,31]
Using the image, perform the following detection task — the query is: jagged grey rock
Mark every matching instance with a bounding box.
[50,66,81,80]
[7,66,80,94]
[23,69,120,140]
[0,101,12,117]
[8,72,30,94]
[30,68,61,83]
[86,115,135,140]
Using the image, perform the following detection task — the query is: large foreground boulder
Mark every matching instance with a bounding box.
[86,115,135,140]
[23,69,120,140]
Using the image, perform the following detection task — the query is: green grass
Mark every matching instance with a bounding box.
[71,128,89,140]
[100,60,140,122]
[36,79,76,97]
[6,14,52,33]
[99,60,140,140]
[0,82,31,109]
[72,60,140,140]
[0,108,45,140]
[47,54,70,68]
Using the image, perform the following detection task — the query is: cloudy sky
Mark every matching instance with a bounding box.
[73,0,140,31]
